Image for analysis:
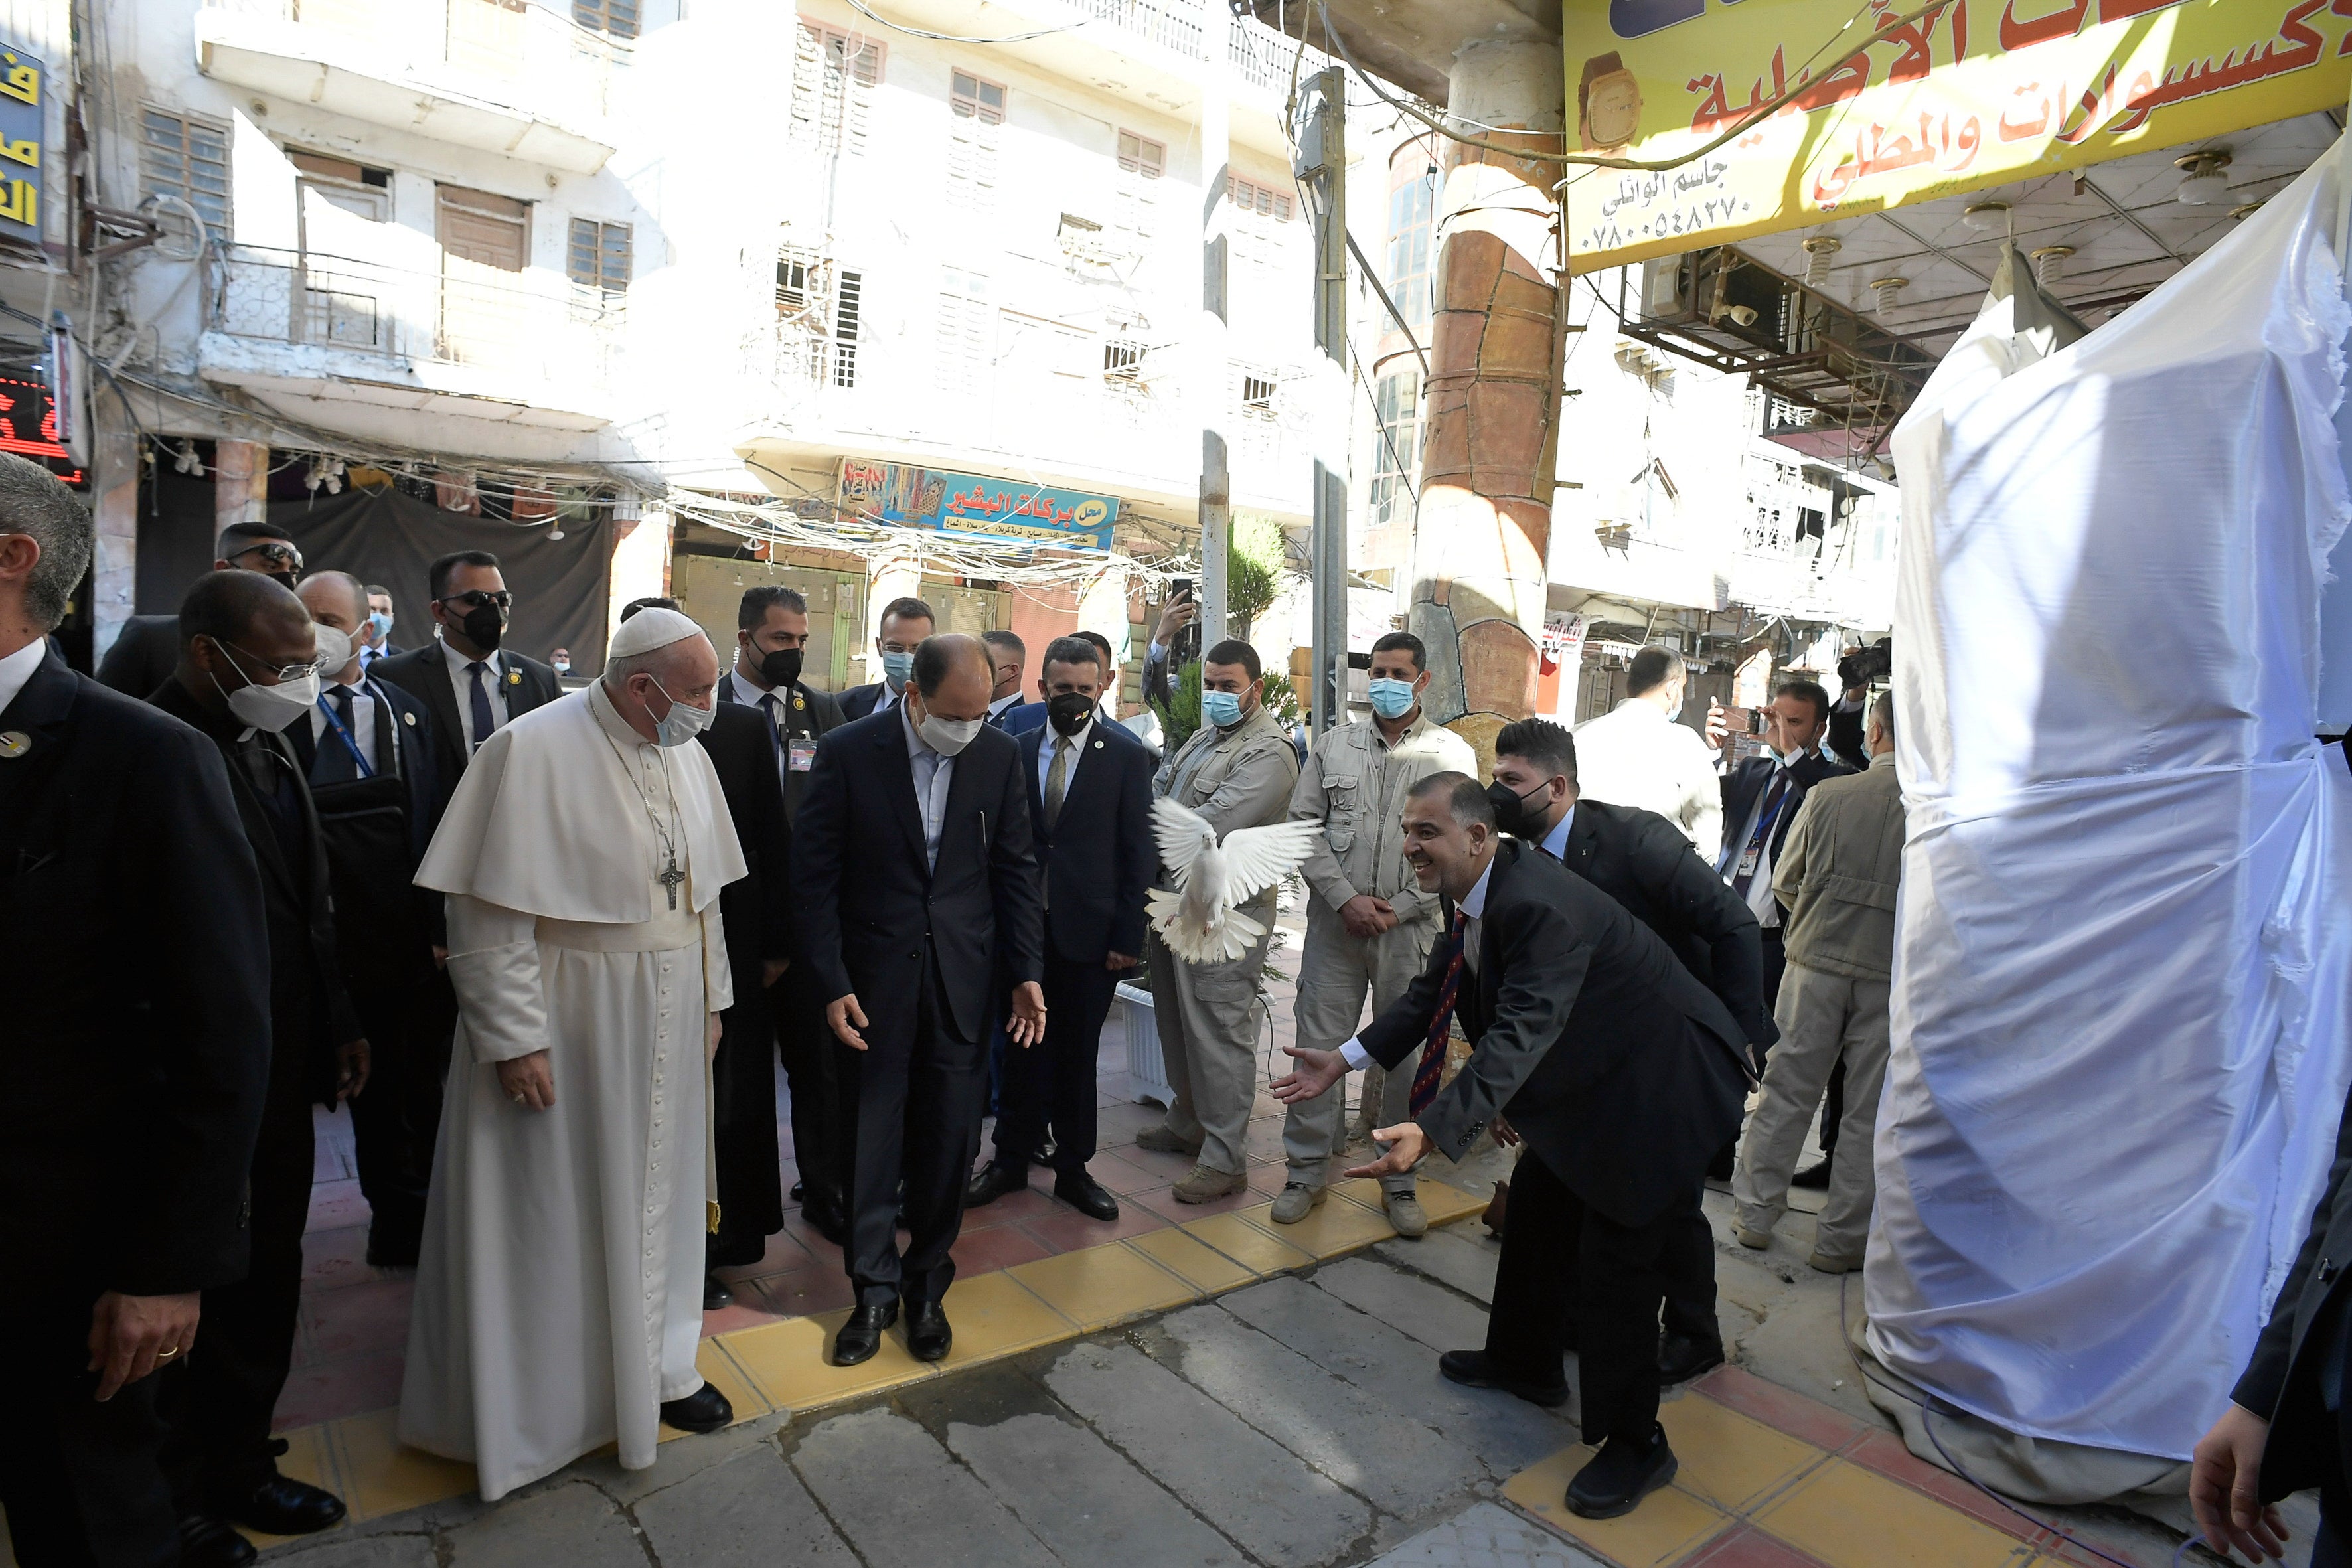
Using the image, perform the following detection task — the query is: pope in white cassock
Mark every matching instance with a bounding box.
[398,607,748,1500]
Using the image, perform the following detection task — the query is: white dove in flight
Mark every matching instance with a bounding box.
[1145,797,1324,963]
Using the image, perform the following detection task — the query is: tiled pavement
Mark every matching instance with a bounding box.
[2,896,2274,1567]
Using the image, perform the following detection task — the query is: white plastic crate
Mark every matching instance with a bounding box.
[1115,982,1172,1106]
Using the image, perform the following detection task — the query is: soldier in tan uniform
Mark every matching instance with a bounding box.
[1137,639,1302,1202]
[1277,631,1474,1235]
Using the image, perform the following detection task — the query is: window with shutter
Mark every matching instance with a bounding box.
[831,270,863,389]
[1113,129,1162,250]
[935,266,992,400]
[141,106,231,241]
[947,70,1005,217]
[566,218,631,297]
[571,0,638,38]
[789,23,884,159]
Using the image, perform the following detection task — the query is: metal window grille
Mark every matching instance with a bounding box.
[832,269,862,388]
[571,0,638,38]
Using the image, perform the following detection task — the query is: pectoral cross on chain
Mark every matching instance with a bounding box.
[659,856,686,911]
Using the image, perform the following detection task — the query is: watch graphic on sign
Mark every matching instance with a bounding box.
[1577,52,1644,155]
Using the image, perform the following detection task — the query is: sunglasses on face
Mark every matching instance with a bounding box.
[233,543,305,572]
[441,589,513,611]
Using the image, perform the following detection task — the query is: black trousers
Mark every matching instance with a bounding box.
[709,977,785,1271]
[775,966,845,1218]
[345,971,451,1258]
[159,1076,314,1503]
[0,1290,179,1568]
[1488,1148,1689,1448]
[840,956,984,1309]
[994,955,1117,1175]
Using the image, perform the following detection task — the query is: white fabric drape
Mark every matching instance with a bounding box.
[1869,144,2352,1463]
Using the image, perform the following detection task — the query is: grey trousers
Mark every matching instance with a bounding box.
[1145,907,1274,1176]
[1285,902,1439,1194]
[1731,959,1891,1261]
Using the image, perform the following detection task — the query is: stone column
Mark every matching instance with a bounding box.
[213,438,269,534]
[1406,37,1565,761]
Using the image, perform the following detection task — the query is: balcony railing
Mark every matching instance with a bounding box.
[1070,0,1206,61]
[213,244,623,391]
[200,0,629,114]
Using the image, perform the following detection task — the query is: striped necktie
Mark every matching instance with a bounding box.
[1408,910,1471,1115]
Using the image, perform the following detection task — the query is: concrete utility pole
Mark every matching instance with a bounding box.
[1405,37,1566,757]
[1297,66,1348,735]
[1198,69,1231,649]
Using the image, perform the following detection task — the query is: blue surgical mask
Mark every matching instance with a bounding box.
[366,611,393,642]
[879,649,914,689]
[1367,678,1416,720]
[1200,689,1245,729]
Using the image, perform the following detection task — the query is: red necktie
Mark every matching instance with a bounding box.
[1408,911,1470,1115]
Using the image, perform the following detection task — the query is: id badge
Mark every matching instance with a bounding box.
[1735,842,1761,879]
[788,738,817,773]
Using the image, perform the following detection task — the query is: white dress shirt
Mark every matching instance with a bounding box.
[439,635,510,752]
[900,701,953,870]
[988,691,1023,724]
[1036,716,1093,799]
[0,634,46,716]
[1340,854,1495,1069]
[1725,753,1816,929]
[1538,804,1577,862]
[310,674,380,773]
[1572,697,1725,863]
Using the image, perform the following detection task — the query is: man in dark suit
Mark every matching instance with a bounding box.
[1490,718,1769,1383]
[96,520,304,699]
[368,549,561,785]
[1275,773,1751,1521]
[358,583,400,670]
[1005,629,1121,736]
[2192,1079,2352,1565]
[718,583,850,1239]
[836,595,934,720]
[294,571,451,1269]
[797,633,1046,1366]
[149,571,368,1556]
[966,635,1152,1221]
[0,457,274,1568]
[982,627,1026,725]
[621,596,795,1307]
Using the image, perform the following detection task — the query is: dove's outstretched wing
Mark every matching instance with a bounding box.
[1215,818,1324,905]
[1151,797,1219,887]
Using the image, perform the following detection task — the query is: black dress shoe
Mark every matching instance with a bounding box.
[905,1299,952,1362]
[1658,1331,1725,1385]
[1437,1349,1568,1408]
[791,1180,807,1202]
[177,1514,257,1568]
[704,1275,734,1311]
[1566,1423,1678,1519]
[833,1300,898,1366]
[659,1382,734,1433]
[364,1227,420,1269]
[803,1198,848,1247]
[213,1474,347,1536]
[1053,1171,1119,1221]
[1790,1158,1834,1190]
[965,1161,1030,1208]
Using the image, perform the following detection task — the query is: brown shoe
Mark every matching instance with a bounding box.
[1136,1123,1204,1156]
[1172,1164,1247,1203]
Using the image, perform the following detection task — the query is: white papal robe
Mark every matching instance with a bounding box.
[398,682,747,1501]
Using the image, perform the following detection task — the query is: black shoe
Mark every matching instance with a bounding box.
[905,1299,952,1362]
[1790,1158,1834,1190]
[803,1198,848,1247]
[833,1300,898,1366]
[1658,1331,1725,1385]
[1437,1349,1568,1408]
[177,1514,258,1568]
[965,1161,1030,1208]
[364,1226,420,1269]
[1053,1171,1119,1221]
[1566,1424,1678,1519]
[703,1275,734,1311]
[213,1474,347,1536]
[659,1382,734,1433]
[790,1180,806,1202]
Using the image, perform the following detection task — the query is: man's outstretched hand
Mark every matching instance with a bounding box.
[1008,981,1047,1046]
[2189,1403,2289,1562]
[1271,1045,1346,1104]
[1345,1122,1430,1180]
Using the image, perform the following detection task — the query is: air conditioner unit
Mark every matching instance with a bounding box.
[1638,254,1702,324]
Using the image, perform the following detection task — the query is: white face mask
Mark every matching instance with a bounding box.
[226,671,321,733]
[313,623,353,675]
[648,677,717,747]
[919,712,984,756]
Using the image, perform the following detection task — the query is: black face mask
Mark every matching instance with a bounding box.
[264,570,301,593]
[1485,779,1553,840]
[758,646,804,689]
[1046,691,1095,737]
[459,603,507,652]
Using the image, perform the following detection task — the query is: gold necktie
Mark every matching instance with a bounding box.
[1045,734,1071,826]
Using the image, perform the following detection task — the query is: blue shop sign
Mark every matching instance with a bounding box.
[839,458,1117,552]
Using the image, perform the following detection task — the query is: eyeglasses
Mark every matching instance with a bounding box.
[441,589,513,611]
[214,637,329,684]
[231,542,305,572]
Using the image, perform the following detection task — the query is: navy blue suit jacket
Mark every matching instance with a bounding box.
[1718,749,1853,886]
[1023,720,1154,964]
[838,682,889,720]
